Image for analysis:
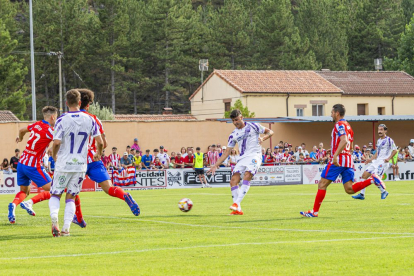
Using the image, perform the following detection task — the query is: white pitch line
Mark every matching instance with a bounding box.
[2,236,413,261]
[87,215,414,236]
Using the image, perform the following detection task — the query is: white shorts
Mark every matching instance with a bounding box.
[232,155,262,176]
[50,171,86,196]
[365,160,390,177]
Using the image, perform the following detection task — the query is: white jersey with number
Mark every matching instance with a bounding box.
[376,136,397,161]
[53,111,99,172]
[227,122,265,160]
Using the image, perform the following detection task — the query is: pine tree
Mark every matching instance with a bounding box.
[0,19,28,119]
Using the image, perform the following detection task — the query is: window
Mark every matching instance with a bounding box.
[312,104,324,116]
[224,102,231,112]
[378,107,385,115]
[296,108,304,117]
[357,104,367,115]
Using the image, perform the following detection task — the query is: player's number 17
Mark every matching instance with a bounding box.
[69,132,88,154]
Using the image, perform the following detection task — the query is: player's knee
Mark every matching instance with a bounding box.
[345,186,354,194]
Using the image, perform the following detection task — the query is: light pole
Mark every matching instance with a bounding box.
[199,59,208,102]
[29,0,36,120]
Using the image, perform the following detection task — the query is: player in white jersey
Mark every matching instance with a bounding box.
[49,89,103,237]
[352,124,397,200]
[208,109,273,215]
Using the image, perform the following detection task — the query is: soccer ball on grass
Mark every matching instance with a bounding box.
[178,198,193,212]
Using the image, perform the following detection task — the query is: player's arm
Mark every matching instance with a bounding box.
[52,140,61,162]
[385,149,397,163]
[16,127,30,143]
[101,133,108,149]
[93,135,104,161]
[258,127,274,144]
[207,147,232,175]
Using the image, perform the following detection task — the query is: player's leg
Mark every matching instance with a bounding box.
[352,171,371,200]
[61,173,85,236]
[8,164,32,223]
[394,164,400,180]
[197,171,205,188]
[229,173,242,215]
[49,172,67,237]
[343,167,384,195]
[90,160,140,216]
[20,166,52,216]
[234,171,254,211]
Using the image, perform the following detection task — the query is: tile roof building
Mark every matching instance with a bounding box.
[0,110,20,122]
[190,70,414,120]
[114,114,197,122]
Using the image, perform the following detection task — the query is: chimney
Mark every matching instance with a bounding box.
[163,107,173,115]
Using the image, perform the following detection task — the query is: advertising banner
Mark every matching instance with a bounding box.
[0,172,20,194]
[100,170,167,191]
[166,168,231,188]
[251,165,303,186]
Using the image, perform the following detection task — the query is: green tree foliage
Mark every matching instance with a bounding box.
[0,19,28,119]
[385,14,414,75]
[88,102,115,120]
[0,0,412,119]
[348,0,405,70]
[224,99,255,118]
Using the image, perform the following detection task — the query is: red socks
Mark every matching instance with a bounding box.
[352,178,372,193]
[31,191,51,204]
[109,186,126,201]
[12,191,27,205]
[313,189,326,214]
[75,195,83,223]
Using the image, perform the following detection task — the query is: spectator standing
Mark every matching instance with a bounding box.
[301,143,309,156]
[1,158,13,174]
[309,146,318,164]
[170,152,176,159]
[207,144,219,166]
[275,147,284,164]
[180,147,187,158]
[184,149,194,168]
[264,148,275,166]
[353,145,363,163]
[175,152,185,168]
[219,146,229,167]
[141,150,152,170]
[194,147,209,188]
[398,147,405,162]
[169,157,175,168]
[261,148,266,163]
[157,146,170,168]
[101,150,110,169]
[133,150,142,169]
[316,143,327,163]
[367,142,376,155]
[284,142,289,151]
[404,147,412,160]
[128,148,135,163]
[293,146,304,162]
[151,157,163,169]
[217,144,222,154]
[408,139,414,157]
[288,144,294,156]
[229,149,238,171]
[120,152,132,169]
[109,147,121,169]
[10,149,20,172]
[391,148,400,181]
[131,138,140,152]
[364,148,373,161]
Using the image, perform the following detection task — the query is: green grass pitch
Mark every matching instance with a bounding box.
[1,181,414,275]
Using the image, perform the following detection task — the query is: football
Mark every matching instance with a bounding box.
[178,198,193,212]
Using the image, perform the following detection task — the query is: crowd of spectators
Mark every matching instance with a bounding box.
[4,138,414,175]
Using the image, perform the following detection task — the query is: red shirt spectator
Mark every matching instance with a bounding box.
[109,147,121,168]
[207,145,219,166]
[175,154,185,168]
[183,153,194,168]
[264,155,275,166]
[101,151,110,168]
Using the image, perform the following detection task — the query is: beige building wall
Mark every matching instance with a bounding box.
[190,74,243,120]
[242,95,287,117]
[393,97,414,115]
[1,120,413,162]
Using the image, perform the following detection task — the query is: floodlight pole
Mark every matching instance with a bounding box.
[201,70,204,102]
[29,0,36,120]
[58,52,63,114]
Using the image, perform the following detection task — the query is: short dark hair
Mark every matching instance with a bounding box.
[154,149,159,152]
[131,148,135,152]
[332,104,345,117]
[230,109,242,119]
[66,89,81,107]
[15,149,20,152]
[112,147,117,150]
[196,147,201,150]
[378,124,388,130]
[146,149,150,152]
[42,106,58,117]
[126,145,131,149]
[78,89,94,110]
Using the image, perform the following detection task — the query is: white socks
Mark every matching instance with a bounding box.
[231,186,239,203]
[360,188,366,195]
[63,199,75,231]
[235,180,251,208]
[49,196,60,223]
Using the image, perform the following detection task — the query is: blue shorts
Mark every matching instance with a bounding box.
[321,163,354,184]
[86,160,111,183]
[17,163,52,187]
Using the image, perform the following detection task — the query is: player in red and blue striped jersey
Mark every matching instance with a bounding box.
[21,89,140,226]
[8,106,58,224]
[300,104,386,217]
